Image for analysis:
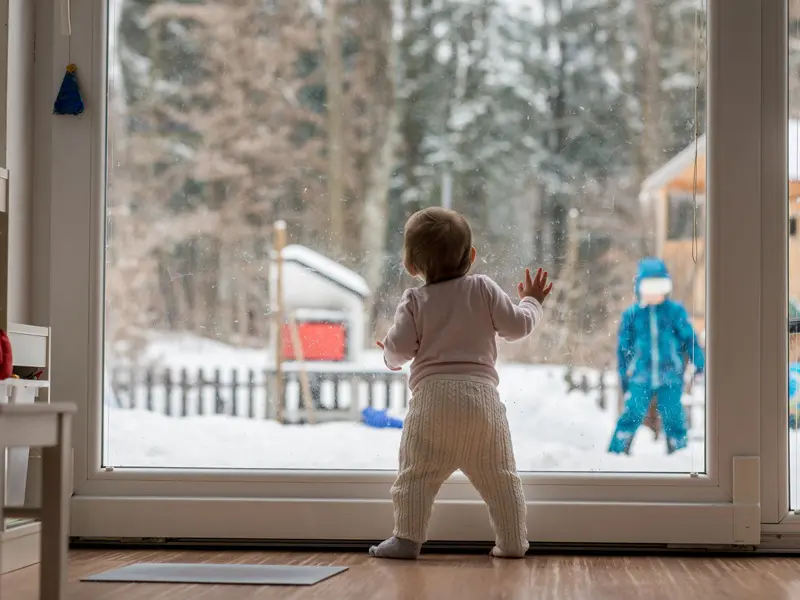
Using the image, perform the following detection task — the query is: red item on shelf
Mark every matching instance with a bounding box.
[0,330,13,379]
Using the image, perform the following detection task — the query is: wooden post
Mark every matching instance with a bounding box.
[145,370,154,412]
[213,368,223,414]
[180,368,189,417]
[197,368,206,415]
[273,220,287,423]
[247,369,256,419]
[164,368,173,417]
[230,368,239,417]
[288,313,316,425]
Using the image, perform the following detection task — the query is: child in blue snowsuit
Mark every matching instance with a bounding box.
[609,258,705,455]
[789,363,800,428]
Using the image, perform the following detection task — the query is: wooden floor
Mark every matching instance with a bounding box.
[4,549,800,599]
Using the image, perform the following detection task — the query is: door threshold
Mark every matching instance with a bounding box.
[71,537,770,556]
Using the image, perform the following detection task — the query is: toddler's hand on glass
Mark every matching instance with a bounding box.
[376,340,401,371]
[518,267,553,304]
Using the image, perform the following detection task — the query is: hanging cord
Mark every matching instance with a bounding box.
[60,0,72,62]
[688,0,706,470]
[60,0,71,35]
[691,0,706,267]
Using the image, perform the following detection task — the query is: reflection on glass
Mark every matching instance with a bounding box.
[103,0,706,472]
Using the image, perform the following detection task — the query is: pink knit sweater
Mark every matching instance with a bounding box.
[381,274,544,389]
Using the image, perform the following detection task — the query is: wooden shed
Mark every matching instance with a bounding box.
[639,120,800,334]
[269,244,370,363]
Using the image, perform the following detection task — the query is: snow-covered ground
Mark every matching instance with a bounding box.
[105,334,707,473]
[104,333,800,506]
[105,373,704,472]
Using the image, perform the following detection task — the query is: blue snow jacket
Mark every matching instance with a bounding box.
[617,258,705,393]
[789,363,800,406]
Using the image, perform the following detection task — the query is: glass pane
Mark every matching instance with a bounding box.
[103,0,707,472]
[790,1,800,510]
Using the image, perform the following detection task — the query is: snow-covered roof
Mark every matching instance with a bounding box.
[641,119,800,202]
[281,245,370,299]
[639,136,706,198]
[293,308,348,322]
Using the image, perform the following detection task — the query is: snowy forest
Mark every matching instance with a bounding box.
[105,0,710,368]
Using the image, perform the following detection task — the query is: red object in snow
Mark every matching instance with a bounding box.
[282,321,347,362]
[0,330,13,379]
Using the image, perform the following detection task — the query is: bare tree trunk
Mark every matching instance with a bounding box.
[358,0,398,339]
[544,0,569,275]
[527,184,544,262]
[216,239,235,340]
[635,0,662,178]
[323,0,346,257]
[234,277,248,342]
[552,209,581,359]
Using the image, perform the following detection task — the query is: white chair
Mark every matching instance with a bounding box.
[1,401,76,600]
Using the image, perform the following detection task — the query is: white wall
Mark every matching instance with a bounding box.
[5,0,35,324]
[31,0,53,326]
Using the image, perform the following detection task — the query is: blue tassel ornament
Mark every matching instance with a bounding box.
[53,64,84,116]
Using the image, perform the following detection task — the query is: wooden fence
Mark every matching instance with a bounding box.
[106,365,704,436]
[107,366,410,424]
[563,366,705,440]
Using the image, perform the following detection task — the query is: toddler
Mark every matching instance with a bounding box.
[370,207,552,560]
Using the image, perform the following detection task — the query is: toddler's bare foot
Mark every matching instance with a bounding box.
[369,536,421,560]
[491,545,527,559]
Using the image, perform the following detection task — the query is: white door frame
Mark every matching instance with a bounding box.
[44,0,771,545]
[759,0,790,530]
[758,0,800,546]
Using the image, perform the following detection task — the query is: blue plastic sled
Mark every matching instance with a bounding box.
[361,407,403,429]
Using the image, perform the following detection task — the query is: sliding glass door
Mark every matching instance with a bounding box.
[48,0,771,545]
[762,0,800,544]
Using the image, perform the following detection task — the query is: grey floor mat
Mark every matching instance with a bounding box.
[82,563,348,586]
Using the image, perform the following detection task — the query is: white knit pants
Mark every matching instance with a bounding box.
[391,377,529,556]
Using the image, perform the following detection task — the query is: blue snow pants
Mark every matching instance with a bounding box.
[608,383,687,455]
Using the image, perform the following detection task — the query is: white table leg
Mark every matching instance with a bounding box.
[39,414,71,600]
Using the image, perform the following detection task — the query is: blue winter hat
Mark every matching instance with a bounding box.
[635,257,671,297]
